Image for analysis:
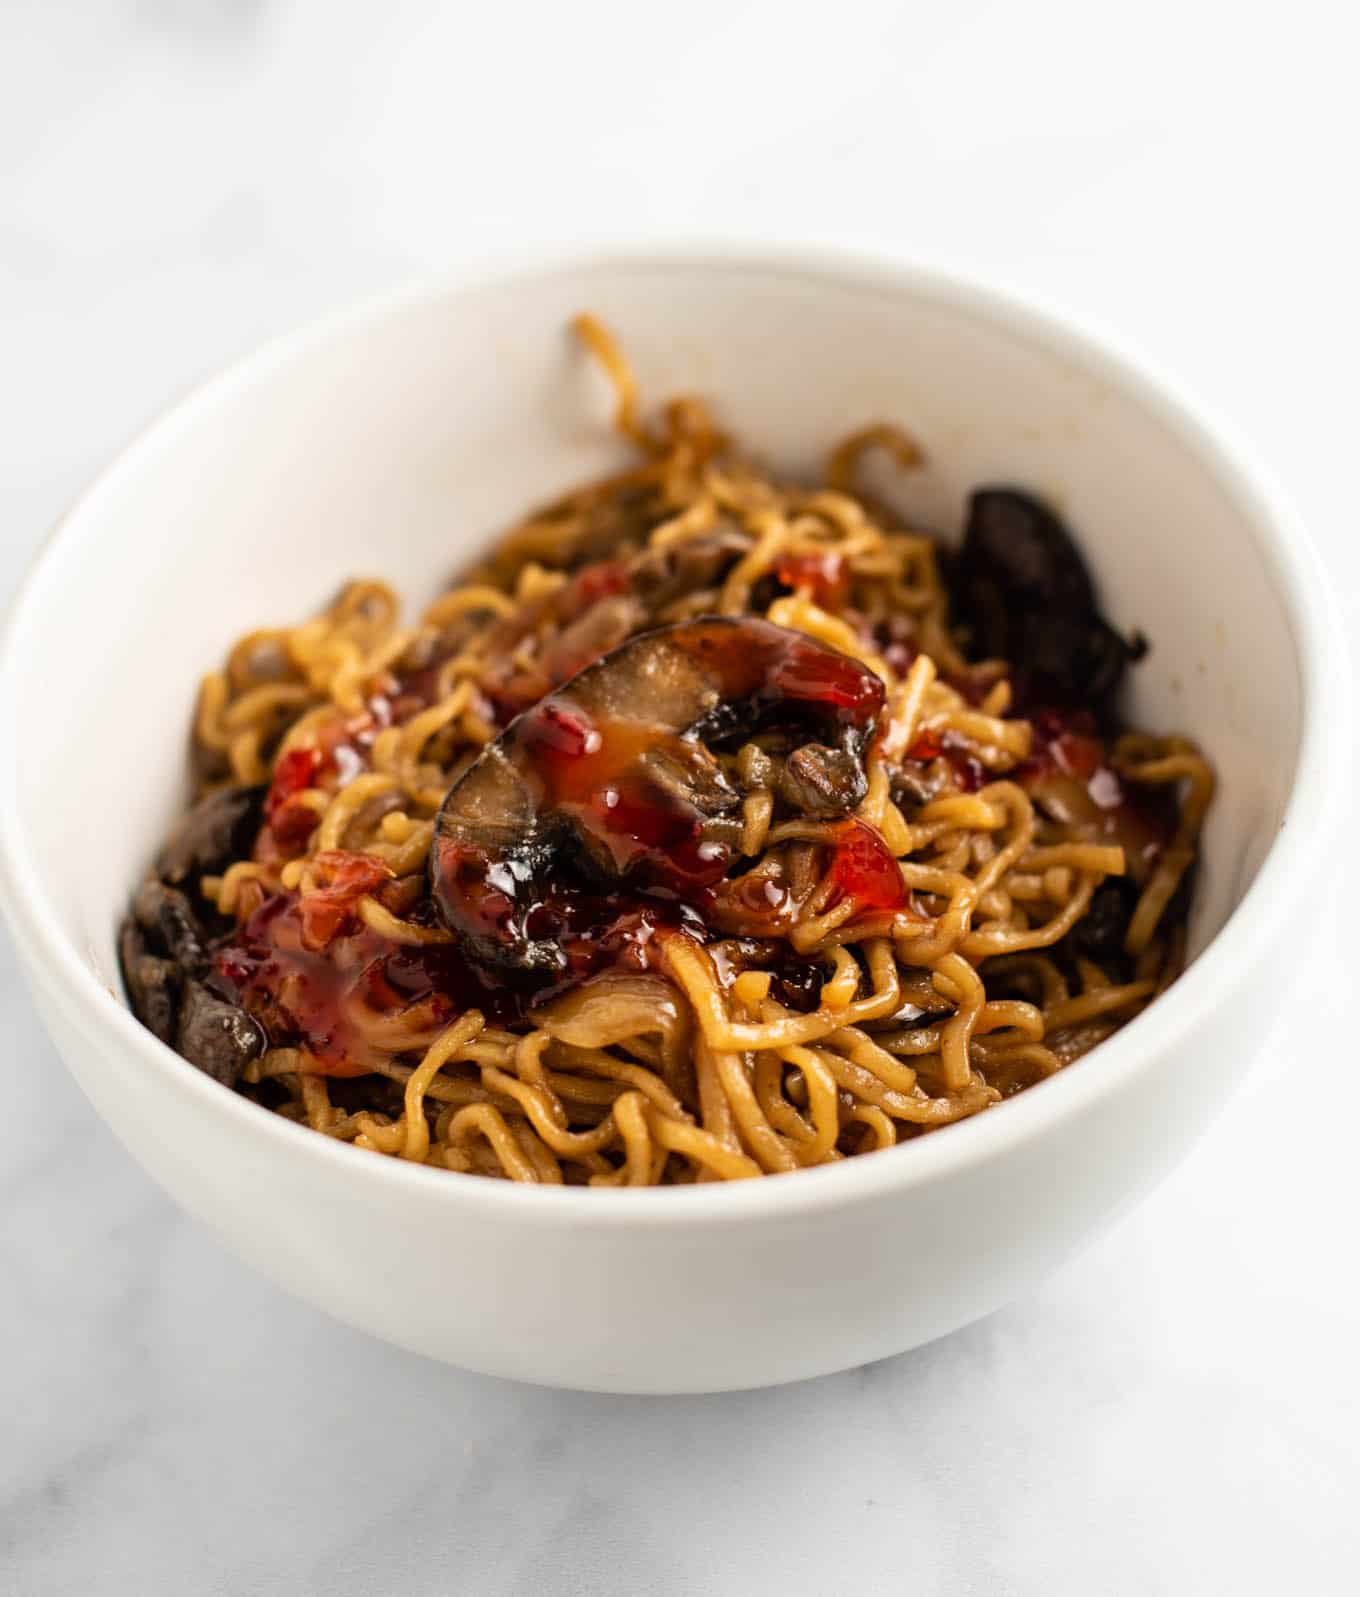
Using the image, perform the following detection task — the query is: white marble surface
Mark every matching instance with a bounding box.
[3,3,1359,1593]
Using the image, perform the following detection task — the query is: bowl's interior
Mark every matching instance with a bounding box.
[5,258,1300,998]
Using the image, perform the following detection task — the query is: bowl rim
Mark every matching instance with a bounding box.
[0,239,1349,1228]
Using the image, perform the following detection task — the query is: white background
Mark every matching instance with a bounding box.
[3,3,1358,1593]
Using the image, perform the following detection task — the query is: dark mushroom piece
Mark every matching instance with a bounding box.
[776,744,870,818]
[740,736,875,820]
[119,919,180,1046]
[629,529,750,611]
[484,533,753,718]
[155,783,267,887]
[536,593,645,687]
[119,869,265,1088]
[132,878,206,969]
[430,617,885,973]
[953,488,1139,711]
[889,762,943,811]
[735,736,870,821]
[864,967,956,1029]
[174,979,266,1089]
[1063,877,1141,965]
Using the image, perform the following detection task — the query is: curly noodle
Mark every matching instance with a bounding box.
[175,315,1212,1185]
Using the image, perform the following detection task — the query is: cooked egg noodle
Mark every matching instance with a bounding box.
[198,316,1210,1184]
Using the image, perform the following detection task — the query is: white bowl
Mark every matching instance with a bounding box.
[0,246,1346,1393]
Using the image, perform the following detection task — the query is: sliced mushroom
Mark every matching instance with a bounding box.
[954,488,1137,709]
[118,919,180,1045]
[776,743,869,817]
[133,878,206,970]
[889,763,943,811]
[431,617,885,972]
[537,594,645,688]
[155,783,266,886]
[120,866,266,1088]
[175,979,265,1088]
[629,529,750,609]
[1064,878,1139,964]
[734,734,870,818]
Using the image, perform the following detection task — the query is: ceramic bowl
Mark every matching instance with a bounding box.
[0,246,1345,1392]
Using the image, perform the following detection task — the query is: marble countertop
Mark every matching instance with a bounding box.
[3,4,1358,1593]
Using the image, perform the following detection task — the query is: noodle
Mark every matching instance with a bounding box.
[121,316,1212,1187]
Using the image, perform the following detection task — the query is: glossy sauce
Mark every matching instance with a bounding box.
[213,864,528,1076]
[1016,708,1171,877]
[481,557,636,726]
[257,690,408,859]
[777,549,850,608]
[431,695,728,967]
[905,729,986,795]
[237,617,908,1036]
[432,619,887,973]
[820,818,916,916]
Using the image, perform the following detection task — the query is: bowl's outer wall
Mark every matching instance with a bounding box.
[21,932,1267,1392]
[1,258,1308,1390]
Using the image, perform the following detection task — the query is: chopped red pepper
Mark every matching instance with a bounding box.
[212,871,518,1077]
[1017,707,1105,783]
[261,748,324,851]
[296,851,395,950]
[569,558,631,606]
[265,747,322,820]
[822,818,914,916]
[777,549,850,608]
[904,728,985,794]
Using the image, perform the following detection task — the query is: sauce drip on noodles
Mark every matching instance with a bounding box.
[119,316,1213,1184]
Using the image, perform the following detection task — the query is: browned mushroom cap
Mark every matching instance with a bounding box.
[119,873,265,1087]
[775,744,871,817]
[155,784,266,886]
[478,533,752,722]
[430,617,886,973]
[174,980,265,1088]
[535,594,644,688]
[629,529,750,610]
[119,918,179,1045]
[953,489,1140,711]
